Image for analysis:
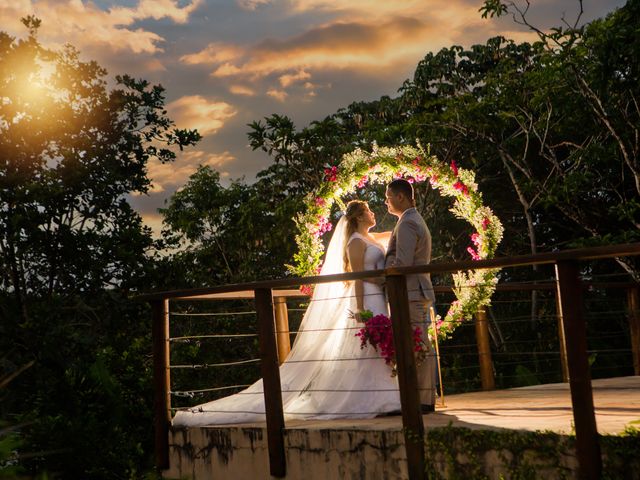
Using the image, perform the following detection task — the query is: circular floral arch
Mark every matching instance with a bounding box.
[290,143,504,341]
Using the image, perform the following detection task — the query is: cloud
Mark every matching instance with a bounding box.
[166,95,237,136]
[178,0,564,101]
[142,58,167,72]
[266,89,288,101]
[185,16,439,81]
[180,42,246,65]
[0,0,203,54]
[286,0,426,16]
[279,0,623,43]
[303,83,317,99]
[147,150,235,192]
[229,85,256,96]
[110,0,204,24]
[177,10,478,102]
[212,62,243,76]
[279,69,311,87]
[236,0,272,11]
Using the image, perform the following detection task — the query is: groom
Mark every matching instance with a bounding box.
[384,179,437,412]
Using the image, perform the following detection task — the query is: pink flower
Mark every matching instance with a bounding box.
[453,180,469,196]
[324,166,338,182]
[467,246,481,260]
[315,197,326,207]
[482,217,491,230]
[357,176,368,188]
[313,216,333,237]
[446,303,464,322]
[406,177,415,184]
[429,174,439,186]
[450,160,459,176]
[414,173,427,182]
[471,233,481,247]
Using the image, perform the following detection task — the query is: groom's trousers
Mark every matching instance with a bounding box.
[409,300,437,406]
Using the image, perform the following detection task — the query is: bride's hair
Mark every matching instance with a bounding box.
[343,200,368,273]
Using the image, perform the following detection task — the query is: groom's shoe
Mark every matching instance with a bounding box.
[421,404,435,414]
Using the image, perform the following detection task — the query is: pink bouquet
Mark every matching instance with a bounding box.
[354,310,428,376]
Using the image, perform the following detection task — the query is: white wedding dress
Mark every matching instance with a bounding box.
[172,217,400,427]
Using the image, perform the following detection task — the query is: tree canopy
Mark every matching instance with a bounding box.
[0,16,200,306]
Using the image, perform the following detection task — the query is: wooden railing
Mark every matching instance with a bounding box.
[139,242,640,480]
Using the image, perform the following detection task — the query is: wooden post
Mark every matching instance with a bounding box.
[274,297,291,365]
[151,298,171,470]
[386,273,426,480]
[430,306,445,407]
[255,288,286,478]
[555,261,601,480]
[555,288,570,383]
[627,285,640,376]
[474,308,495,391]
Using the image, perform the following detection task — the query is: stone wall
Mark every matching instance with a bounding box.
[164,424,640,479]
[165,426,408,480]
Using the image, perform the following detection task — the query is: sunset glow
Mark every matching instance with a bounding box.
[0,0,626,233]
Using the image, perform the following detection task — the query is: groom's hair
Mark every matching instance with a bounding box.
[388,179,414,202]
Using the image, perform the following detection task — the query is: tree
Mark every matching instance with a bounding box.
[247,114,359,196]
[477,0,640,279]
[160,166,299,285]
[0,18,199,478]
[0,16,201,315]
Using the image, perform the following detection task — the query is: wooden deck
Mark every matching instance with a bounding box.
[280,375,640,434]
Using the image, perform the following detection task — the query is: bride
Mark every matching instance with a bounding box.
[172,200,400,426]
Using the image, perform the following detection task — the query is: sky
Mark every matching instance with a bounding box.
[0,0,626,233]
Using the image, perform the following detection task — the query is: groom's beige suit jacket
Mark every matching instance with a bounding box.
[384,207,435,303]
